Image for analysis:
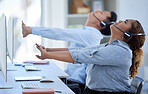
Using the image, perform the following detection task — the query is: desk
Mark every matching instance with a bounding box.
[0,61,74,94]
[38,60,69,78]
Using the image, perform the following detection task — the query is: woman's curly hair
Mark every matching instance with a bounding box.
[126,20,145,79]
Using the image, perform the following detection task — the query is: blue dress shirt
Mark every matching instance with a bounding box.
[31,26,103,84]
[68,40,132,92]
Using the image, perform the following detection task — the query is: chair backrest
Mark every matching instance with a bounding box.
[130,76,144,94]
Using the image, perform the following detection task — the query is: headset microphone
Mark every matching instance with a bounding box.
[93,13,107,27]
[113,25,146,39]
[93,13,115,27]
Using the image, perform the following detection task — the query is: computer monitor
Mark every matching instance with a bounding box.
[0,14,7,81]
[7,17,14,63]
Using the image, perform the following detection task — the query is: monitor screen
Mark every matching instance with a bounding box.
[0,14,7,81]
[7,17,14,63]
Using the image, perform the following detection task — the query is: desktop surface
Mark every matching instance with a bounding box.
[0,61,73,94]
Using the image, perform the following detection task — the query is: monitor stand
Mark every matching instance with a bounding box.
[0,83,13,89]
[0,68,13,89]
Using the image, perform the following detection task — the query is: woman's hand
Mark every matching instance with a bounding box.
[45,48,52,52]
[35,43,74,62]
[38,46,51,52]
[22,21,32,38]
[35,43,47,60]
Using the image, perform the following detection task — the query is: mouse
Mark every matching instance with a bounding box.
[40,79,54,83]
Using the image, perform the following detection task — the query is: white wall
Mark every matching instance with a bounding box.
[104,0,117,12]
[116,0,148,80]
[41,0,68,70]
[41,0,52,27]
[41,0,68,48]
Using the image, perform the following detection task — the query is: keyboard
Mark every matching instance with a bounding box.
[21,83,41,89]
[15,76,43,81]
[25,65,41,71]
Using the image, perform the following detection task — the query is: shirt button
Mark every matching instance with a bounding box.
[89,54,93,58]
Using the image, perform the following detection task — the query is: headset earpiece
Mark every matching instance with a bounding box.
[100,22,114,27]
[124,32,131,39]
[114,25,146,39]
[93,13,107,27]
[100,21,106,27]
[123,32,146,39]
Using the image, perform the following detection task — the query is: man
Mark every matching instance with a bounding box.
[22,10,117,94]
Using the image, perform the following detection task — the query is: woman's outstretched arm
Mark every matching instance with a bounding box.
[46,48,68,52]
[35,43,74,63]
[35,44,68,52]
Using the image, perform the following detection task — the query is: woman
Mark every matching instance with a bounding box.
[35,19,145,94]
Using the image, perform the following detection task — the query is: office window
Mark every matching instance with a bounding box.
[0,0,41,61]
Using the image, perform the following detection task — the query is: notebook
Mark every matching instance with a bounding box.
[22,88,54,94]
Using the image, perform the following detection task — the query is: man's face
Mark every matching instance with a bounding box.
[88,10,111,23]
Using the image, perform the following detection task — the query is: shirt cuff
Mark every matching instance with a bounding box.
[68,48,80,64]
[30,27,40,35]
[68,47,76,50]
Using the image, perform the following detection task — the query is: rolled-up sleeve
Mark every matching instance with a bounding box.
[68,45,130,66]
[68,46,101,64]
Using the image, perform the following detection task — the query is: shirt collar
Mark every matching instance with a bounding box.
[109,39,130,49]
[82,26,100,31]
[82,26,103,39]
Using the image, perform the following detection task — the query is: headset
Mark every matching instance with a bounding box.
[113,25,146,39]
[93,13,114,27]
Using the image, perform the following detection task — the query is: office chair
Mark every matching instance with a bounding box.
[66,81,80,94]
[130,76,144,94]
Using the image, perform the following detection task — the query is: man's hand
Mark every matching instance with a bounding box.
[35,43,47,60]
[22,21,32,38]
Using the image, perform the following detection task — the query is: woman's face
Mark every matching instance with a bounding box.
[111,19,135,38]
